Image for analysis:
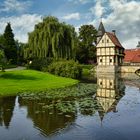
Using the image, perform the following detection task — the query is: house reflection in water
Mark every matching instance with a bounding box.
[96,73,125,121]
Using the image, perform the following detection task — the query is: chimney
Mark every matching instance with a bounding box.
[112,30,116,35]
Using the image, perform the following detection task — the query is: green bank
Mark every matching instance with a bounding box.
[0,70,78,96]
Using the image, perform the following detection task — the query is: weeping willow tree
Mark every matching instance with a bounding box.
[25,16,77,60]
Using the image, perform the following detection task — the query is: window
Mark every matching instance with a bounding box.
[107,39,109,43]
[100,82,102,85]
[110,59,112,62]
[110,82,112,86]
[100,59,102,62]
[114,56,116,63]
[102,40,104,43]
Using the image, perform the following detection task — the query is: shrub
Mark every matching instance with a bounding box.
[27,58,53,71]
[46,60,82,79]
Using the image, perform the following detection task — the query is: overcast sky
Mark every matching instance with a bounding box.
[0,0,140,49]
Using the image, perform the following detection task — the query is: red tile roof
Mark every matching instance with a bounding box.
[106,32,123,48]
[124,48,140,63]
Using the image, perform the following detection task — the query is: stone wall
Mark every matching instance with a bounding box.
[95,65,140,74]
[121,66,140,73]
[97,65,120,74]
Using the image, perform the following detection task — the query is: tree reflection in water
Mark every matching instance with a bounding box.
[17,74,125,136]
[0,96,16,128]
[18,97,76,135]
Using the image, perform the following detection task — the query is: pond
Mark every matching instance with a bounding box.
[0,73,140,140]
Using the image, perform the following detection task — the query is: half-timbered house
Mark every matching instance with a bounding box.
[96,22,125,73]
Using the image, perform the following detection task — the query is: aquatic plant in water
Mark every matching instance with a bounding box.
[20,83,97,100]
[19,83,97,115]
[79,97,97,115]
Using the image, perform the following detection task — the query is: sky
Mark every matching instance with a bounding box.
[0,0,140,49]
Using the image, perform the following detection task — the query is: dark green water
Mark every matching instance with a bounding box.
[0,74,140,140]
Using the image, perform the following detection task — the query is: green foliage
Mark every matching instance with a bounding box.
[82,68,90,77]
[16,41,26,65]
[0,70,78,95]
[3,23,17,64]
[55,101,76,114]
[80,64,93,69]
[20,83,97,115]
[21,83,96,100]
[76,24,97,64]
[0,50,5,60]
[0,49,7,71]
[25,16,77,60]
[0,34,5,45]
[28,58,53,71]
[79,25,97,45]
[79,97,97,115]
[80,64,94,76]
[46,60,82,79]
[4,64,17,69]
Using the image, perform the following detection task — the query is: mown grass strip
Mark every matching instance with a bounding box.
[0,70,78,96]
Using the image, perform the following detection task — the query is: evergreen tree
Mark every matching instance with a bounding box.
[0,34,5,45]
[3,23,17,64]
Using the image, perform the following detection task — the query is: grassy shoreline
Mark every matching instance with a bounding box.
[0,70,79,96]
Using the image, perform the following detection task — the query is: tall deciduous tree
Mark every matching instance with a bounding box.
[76,25,97,64]
[16,41,26,65]
[0,48,6,71]
[3,23,17,64]
[25,16,77,60]
[0,49,5,62]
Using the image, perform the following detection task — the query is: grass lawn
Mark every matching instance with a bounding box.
[80,64,95,77]
[0,70,79,96]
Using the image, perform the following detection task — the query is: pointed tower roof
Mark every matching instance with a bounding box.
[97,22,105,37]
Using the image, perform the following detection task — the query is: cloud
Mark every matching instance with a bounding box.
[0,14,42,43]
[0,0,32,13]
[79,0,91,4]
[62,13,80,20]
[104,0,140,49]
[68,0,92,4]
[89,0,140,49]
[90,0,105,18]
